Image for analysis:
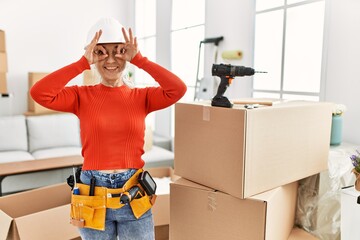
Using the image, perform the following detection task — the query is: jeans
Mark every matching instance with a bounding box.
[79,169,155,240]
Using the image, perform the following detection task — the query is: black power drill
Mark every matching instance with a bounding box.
[211,63,266,108]
[120,186,144,204]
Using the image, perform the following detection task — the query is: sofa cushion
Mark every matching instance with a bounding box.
[32,147,82,159]
[27,113,81,153]
[0,151,34,163]
[0,115,28,151]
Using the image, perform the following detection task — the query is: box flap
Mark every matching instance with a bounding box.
[15,204,79,240]
[263,182,298,240]
[0,209,12,240]
[172,178,214,192]
[0,183,70,218]
[232,98,283,106]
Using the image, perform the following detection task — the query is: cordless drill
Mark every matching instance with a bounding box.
[211,63,266,108]
[120,186,144,204]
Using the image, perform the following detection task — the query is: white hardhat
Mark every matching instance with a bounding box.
[86,17,126,46]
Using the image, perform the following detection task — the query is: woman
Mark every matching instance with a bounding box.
[30,17,187,240]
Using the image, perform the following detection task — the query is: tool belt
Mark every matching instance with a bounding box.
[70,169,156,231]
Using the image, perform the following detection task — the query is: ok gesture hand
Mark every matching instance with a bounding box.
[115,28,139,62]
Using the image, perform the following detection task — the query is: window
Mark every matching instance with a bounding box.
[171,0,205,136]
[253,0,325,101]
[171,0,205,103]
[134,0,205,138]
[135,0,156,129]
[134,0,156,86]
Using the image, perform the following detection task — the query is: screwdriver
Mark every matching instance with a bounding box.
[73,167,80,195]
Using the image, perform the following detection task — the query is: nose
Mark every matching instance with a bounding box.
[105,52,116,63]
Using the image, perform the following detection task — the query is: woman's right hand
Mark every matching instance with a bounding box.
[84,30,108,65]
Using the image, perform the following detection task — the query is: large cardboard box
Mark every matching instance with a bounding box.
[0,30,5,52]
[0,52,7,72]
[341,186,360,240]
[0,183,78,240]
[170,178,298,240]
[0,72,7,93]
[175,101,332,199]
[28,72,56,114]
[147,167,178,228]
[0,167,174,240]
[149,167,179,240]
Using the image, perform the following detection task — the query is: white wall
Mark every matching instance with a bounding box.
[0,0,131,115]
[324,0,360,144]
[205,0,255,99]
[1,0,360,144]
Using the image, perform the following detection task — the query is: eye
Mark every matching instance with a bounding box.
[94,49,106,55]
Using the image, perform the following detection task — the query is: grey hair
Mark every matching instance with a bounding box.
[92,63,134,88]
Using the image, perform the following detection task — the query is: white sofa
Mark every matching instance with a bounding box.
[0,113,174,194]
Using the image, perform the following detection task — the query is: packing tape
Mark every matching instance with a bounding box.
[221,50,243,60]
[203,106,210,121]
[207,192,217,211]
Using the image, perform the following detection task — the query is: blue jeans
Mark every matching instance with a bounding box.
[79,169,155,240]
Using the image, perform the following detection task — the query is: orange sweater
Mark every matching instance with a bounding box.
[30,52,187,170]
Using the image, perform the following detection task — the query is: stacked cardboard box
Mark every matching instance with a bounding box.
[0,167,174,240]
[0,30,8,94]
[27,72,57,115]
[171,100,332,240]
[0,30,12,116]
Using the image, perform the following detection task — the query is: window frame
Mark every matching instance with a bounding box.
[253,0,327,101]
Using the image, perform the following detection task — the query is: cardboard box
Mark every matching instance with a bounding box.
[288,228,319,240]
[170,178,298,240]
[341,186,360,240]
[0,183,78,240]
[147,167,178,227]
[155,225,169,240]
[28,72,56,114]
[175,101,332,199]
[0,72,7,93]
[0,52,7,72]
[0,30,5,52]
[0,167,174,240]
[147,167,178,240]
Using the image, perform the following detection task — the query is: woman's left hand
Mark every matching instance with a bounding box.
[116,28,139,62]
